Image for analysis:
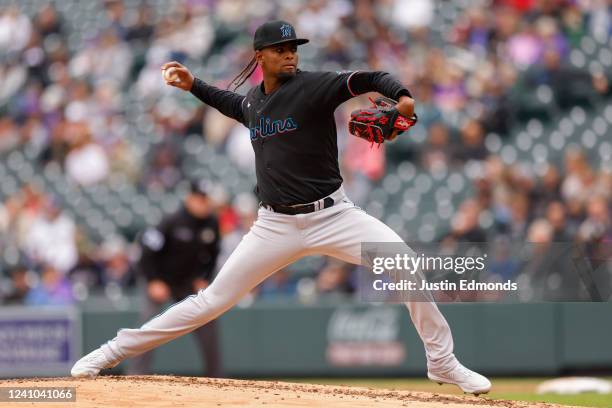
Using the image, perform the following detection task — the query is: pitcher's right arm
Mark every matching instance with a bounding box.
[161,61,246,125]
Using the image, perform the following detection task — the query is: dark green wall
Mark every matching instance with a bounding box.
[81,302,612,377]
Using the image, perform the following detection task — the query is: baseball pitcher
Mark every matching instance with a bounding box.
[72,20,491,395]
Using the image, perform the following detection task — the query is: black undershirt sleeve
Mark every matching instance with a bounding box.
[190,78,246,124]
[347,71,413,102]
[309,71,412,112]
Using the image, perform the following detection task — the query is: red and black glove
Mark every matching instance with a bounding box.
[348,96,418,147]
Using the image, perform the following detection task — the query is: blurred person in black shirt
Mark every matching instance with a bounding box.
[545,201,571,242]
[532,164,562,216]
[452,119,488,163]
[34,4,63,37]
[525,49,610,109]
[315,259,354,297]
[421,122,452,172]
[129,180,222,377]
[125,5,154,44]
[98,237,137,290]
[3,265,31,305]
[446,199,487,243]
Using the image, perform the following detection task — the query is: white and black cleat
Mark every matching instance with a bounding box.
[71,348,120,378]
[428,362,491,396]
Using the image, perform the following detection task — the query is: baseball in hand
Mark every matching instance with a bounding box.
[163,67,179,83]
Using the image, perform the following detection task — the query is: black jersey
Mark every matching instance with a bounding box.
[190,70,411,206]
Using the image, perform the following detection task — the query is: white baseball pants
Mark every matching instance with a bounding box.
[102,186,458,372]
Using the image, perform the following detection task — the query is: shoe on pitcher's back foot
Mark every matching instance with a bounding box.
[427,362,491,396]
[71,348,120,378]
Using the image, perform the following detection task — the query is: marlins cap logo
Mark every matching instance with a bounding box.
[280,23,293,38]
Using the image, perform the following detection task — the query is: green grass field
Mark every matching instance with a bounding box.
[281,377,612,407]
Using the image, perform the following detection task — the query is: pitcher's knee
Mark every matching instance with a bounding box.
[195,287,238,319]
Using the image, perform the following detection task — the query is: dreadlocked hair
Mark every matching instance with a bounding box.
[227,55,257,92]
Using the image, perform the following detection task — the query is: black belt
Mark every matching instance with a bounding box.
[261,197,335,215]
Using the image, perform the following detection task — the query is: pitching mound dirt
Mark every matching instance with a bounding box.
[2,376,577,408]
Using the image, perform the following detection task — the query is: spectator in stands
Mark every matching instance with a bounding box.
[70,28,133,85]
[593,170,612,199]
[484,155,509,201]
[561,148,594,203]
[3,265,31,305]
[153,2,215,61]
[453,119,488,163]
[508,193,531,239]
[296,0,347,43]
[545,201,571,241]
[142,143,182,191]
[125,4,155,44]
[388,0,433,32]
[20,116,48,151]
[64,80,94,123]
[107,138,142,183]
[452,7,491,55]
[6,185,44,250]
[25,264,75,306]
[578,195,611,244]
[225,122,255,172]
[0,117,19,153]
[421,122,451,171]
[526,47,609,109]
[103,0,127,39]
[432,62,468,113]
[488,237,521,281]
[585,0,612,40]
[412,81,442,130]
[315,259,354,296]
[98,236,136,290]
[69,251,104,292]
[0,196,14,235]
[446,198,487,242]
[535,16,569,59]
[64,122,110,186]
[473,176,493,210]
[523,217,588,301]
[258,268,298,299]
[23,195,78,274]
[33,4,63,38]
[560,3,586,46]
[532,163,562,215]
[491,5,520,45]
[480,66,515,135]
[506,22,542,68]
[520,219,558,299]
[0,6,32,53]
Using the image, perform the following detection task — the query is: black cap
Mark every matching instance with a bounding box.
[253,20,309,51]
[190,180,210,197]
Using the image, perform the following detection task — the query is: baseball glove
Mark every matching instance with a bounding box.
[348,96,418,147]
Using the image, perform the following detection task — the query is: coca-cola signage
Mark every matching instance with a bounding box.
[326,307,405,366]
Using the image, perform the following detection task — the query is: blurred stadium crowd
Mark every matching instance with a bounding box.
[0,0,611,305]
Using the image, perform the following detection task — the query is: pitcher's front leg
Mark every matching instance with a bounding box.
[72,210,305,377]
